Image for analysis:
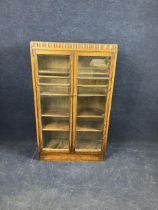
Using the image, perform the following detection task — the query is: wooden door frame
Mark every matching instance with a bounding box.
[72,51,118,157]
[30,49,74,154]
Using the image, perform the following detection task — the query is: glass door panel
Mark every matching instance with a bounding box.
[37,54,72,151]
[75,55,111,152]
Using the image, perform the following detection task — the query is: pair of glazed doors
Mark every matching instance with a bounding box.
[31,44,117,158]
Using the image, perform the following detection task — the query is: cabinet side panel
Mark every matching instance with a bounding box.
[102,49,118,158]
[30,48,41,154]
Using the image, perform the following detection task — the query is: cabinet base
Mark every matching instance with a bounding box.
[39,151,105,161]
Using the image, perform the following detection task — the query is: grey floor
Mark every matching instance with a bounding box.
[0,138,158,210]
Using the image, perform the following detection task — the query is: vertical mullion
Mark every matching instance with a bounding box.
[69,52,73,152]
[72,52,78,152]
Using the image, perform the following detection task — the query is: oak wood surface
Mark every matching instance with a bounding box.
[30,41,118,161]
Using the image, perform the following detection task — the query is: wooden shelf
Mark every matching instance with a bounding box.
[42,111,69,117]
[79,66,109,70]
[44,139,69,149]
[75,139,102,150]
[39,75,69,79]
[39,84,107,87]
[75,148,101,152]
[77,109,104,118]
[79,71,109,75]
[42,123,69,131]
[39,70,69,74]
[39,83,69,86]
[40,68,69,70]
[40,93,69,96]
[77,115,103,118]
[76,126,102,132]
[78,94,107,97]
[78,77,109,80]
[77,84,108,88]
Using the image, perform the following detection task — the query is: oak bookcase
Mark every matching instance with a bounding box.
[30,41,118,161]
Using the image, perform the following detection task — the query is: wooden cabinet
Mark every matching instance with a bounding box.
[30,42,118,161]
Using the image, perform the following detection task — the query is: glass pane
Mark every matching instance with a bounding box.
[43,132,69,149]
[75,56,111,151]
[76,132,102,151]
[37,55,71,150]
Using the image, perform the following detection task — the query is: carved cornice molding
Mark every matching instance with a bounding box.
[30,41,118,52]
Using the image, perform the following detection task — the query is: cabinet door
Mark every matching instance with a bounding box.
[33,51,73,152]
[73,52,114,153]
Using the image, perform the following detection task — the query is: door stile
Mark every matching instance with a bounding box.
[30,50,42,155]
[33,50,74,153]
[73,51,115,154]
[33,51,44,152]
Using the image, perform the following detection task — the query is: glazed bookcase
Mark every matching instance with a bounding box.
[30,41,118,161]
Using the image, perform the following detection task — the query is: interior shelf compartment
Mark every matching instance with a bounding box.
[77,108,104,118]
[78,75,109,79]
[78,86,108,95]
[76,126,102,132]
[75,132,102,151]
[78,56,110,70]
[76,118,104,132]
[39,67,69,71]
[78,94,107,97]
[42,123,69,131]
[42,110,69,118]
[39,76,70,84]
[79,71,109,75]
[39,85,70,94]
[39,75,69,79]
[78,79,109,86]
[77,96,105,115]
[38,54,70,69]
[78,77,109,80]
[44,139,69,149]
[43,131,69,149]
[77,84,108,87]
[40,96,70,116]
[39,69,69,72]
[39,71,69,78]
[75,140,102,151]
[39,76,70,85]
[39,83,70,86]
[79,66,109,71]
[40,93,70,96]
[42,117,69,131]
